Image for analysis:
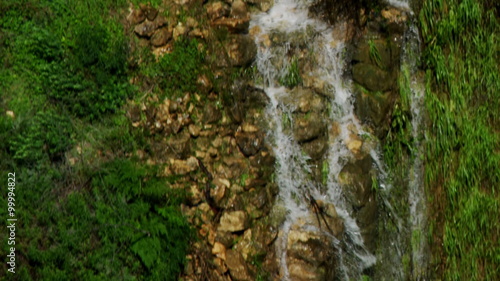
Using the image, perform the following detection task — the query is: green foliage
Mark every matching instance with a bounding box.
[152,38,205,97]
[10,110,73,164]
[419,0,500,279]
[0,1,194,280]
[368,40,383,69]
[0,0,131,121]
[279,56,302,88]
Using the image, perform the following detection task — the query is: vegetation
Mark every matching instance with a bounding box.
[418,0,500,279]
[144,38,205,98]
[0,0,194,280]
[279,56,302,88]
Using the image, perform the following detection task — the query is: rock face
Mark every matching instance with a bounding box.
[125,0,410,280]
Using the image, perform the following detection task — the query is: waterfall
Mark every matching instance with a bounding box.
[250,0,428,279]
[250,0,376,279]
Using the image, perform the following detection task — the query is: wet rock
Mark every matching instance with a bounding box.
[301,137,328,160]
[206,2,230,20]
[235,131,263,157]
[352,63,392,92]
[151,27,172,47]
[226,250,254,281]
[354,89,393,138]
[247,0,274,12]
[282,87,326,113]
[293,112,326,142]
[218,211,248,232]
[285,225,337,281]
[226,35,257,66]
[338,156,374,208]
[352,39,392,70]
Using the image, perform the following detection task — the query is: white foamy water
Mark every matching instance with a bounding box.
[250,0,377,279]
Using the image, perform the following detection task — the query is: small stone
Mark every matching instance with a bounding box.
[140,4,159,21]
[128,9,145,25]
[212,17,250,34]
[167,156,199,175]
[231,0,248,18]
[134,20,158,37]
[225,250,253,281]
[186,17,198,28]
[212,242,226,257]
[241,123,258,133]
[206,2,230,20]
[188,124,200,137]
[6,111,15,119]
[151,27,172,47]
[218,211,248,232]
[173,22,188,41]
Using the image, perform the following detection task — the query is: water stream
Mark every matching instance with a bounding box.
[249,0,427,279]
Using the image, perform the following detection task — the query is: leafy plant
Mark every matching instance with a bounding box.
[368,39,383,69]
[10,110,73,164]
[279,56,302,88]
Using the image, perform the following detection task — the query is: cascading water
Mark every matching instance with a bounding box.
[249,0,428,279]
[250,0,377,279]
[402,20,430,279]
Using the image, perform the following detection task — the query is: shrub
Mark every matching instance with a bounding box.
[10,110,73,164]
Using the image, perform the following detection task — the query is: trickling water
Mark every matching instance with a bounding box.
[250,0,428,279]
[250,0,376,279]
[402,21,430,280]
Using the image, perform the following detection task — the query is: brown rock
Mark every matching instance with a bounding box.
[128,9,145,25]
[235,131,263,157]
[140,4,158,21]
[218,211,248,232]
[134,20,158,37]
[226,35,257,66]
[151,27,172,47]
[231,0,248,18]
[206,2,230,20]
[212,17,250,33]
[225,250,254,281]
